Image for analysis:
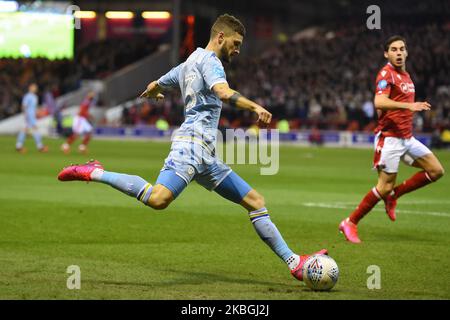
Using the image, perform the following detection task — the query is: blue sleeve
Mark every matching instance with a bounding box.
[201,55,228,90]
[157,63,183,89]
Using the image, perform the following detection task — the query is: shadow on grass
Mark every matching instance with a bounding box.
[82,270,344,299]
[85,269,296,291]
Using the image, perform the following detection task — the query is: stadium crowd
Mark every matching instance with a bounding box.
[120,20,450,137]
[1,20,449,140]
[0,36,158,120]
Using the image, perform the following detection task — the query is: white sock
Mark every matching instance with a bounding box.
[90,168,104,181]
[286,254,300,271]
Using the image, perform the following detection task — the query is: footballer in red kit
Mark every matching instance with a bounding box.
[61,91,96,154]
[374,62,415,139]
[339,35,445,243]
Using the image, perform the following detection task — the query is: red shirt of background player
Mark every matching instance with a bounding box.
[374,62,415,139]
[78,96,94,118]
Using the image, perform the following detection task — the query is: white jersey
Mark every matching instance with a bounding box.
[157,47,228,154]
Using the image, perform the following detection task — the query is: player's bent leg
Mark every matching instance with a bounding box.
[147,184,174,210]
[339,170,396,242]
[215,174,293,261]
[392,138,444,199]
[351,170,395,223]
[405,152,445,180]
[148,169,188,210]
[57,160,180,210]
[411,153,444,182]
[388,153,444,211]
[241,190,328,281]
[58,161,187,211]
[215,172,327,281]
[240,189,265,211]
[58,160,156,207]
[376,170,397,198]
[377,170,397,222]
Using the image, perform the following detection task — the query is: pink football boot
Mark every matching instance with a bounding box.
[58,160,103,182]
[339,218,361,243]
[291,249,329,281]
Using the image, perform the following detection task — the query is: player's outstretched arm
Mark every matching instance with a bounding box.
[212,83,272,125]
[374,94,431,112]
[139,81,165,100]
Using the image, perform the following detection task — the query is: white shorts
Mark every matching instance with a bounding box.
[373,132,432,173]
[72,115,93,135]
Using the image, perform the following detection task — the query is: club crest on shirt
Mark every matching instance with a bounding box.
[213,65,226,79]
[377,79,388,90]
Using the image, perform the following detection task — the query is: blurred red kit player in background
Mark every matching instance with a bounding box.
[61,91,96,154]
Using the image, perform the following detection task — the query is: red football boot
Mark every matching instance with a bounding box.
[384,193,397,221]
[339,218,361,243]
[58,160,103,182]
[291,249,328,281]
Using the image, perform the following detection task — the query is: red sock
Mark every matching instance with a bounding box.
[350,188,382,224]
[394,171,433,198]
[66,134,77,145]
[82,134,91,145]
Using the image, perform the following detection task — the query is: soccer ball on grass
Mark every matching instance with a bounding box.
[302,254,339,291]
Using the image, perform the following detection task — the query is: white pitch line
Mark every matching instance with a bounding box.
[302,202,450,218]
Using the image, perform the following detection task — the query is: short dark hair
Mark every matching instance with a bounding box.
[210,14,246,39]
[384,35,407,52]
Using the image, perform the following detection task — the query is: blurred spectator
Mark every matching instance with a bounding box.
[155,117,169,131]
[431,123,450,149]
[441,128,450,147]
[309,126,323,145]
[0,36,159,120]
[135,20,448,134]
[2,20,448,136]
[224,20,450,133]
[277,119,290,133]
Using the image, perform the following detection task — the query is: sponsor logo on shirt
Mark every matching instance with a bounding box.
[400,82,415,93]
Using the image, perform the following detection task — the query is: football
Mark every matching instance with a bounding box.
[302,254,339,291]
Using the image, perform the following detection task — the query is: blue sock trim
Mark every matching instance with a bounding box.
[249,207,269,223]
[139,184,153,204]
[250,207,268,214]
[137,185,146,200]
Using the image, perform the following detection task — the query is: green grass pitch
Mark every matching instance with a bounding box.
[0,135,448,299]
